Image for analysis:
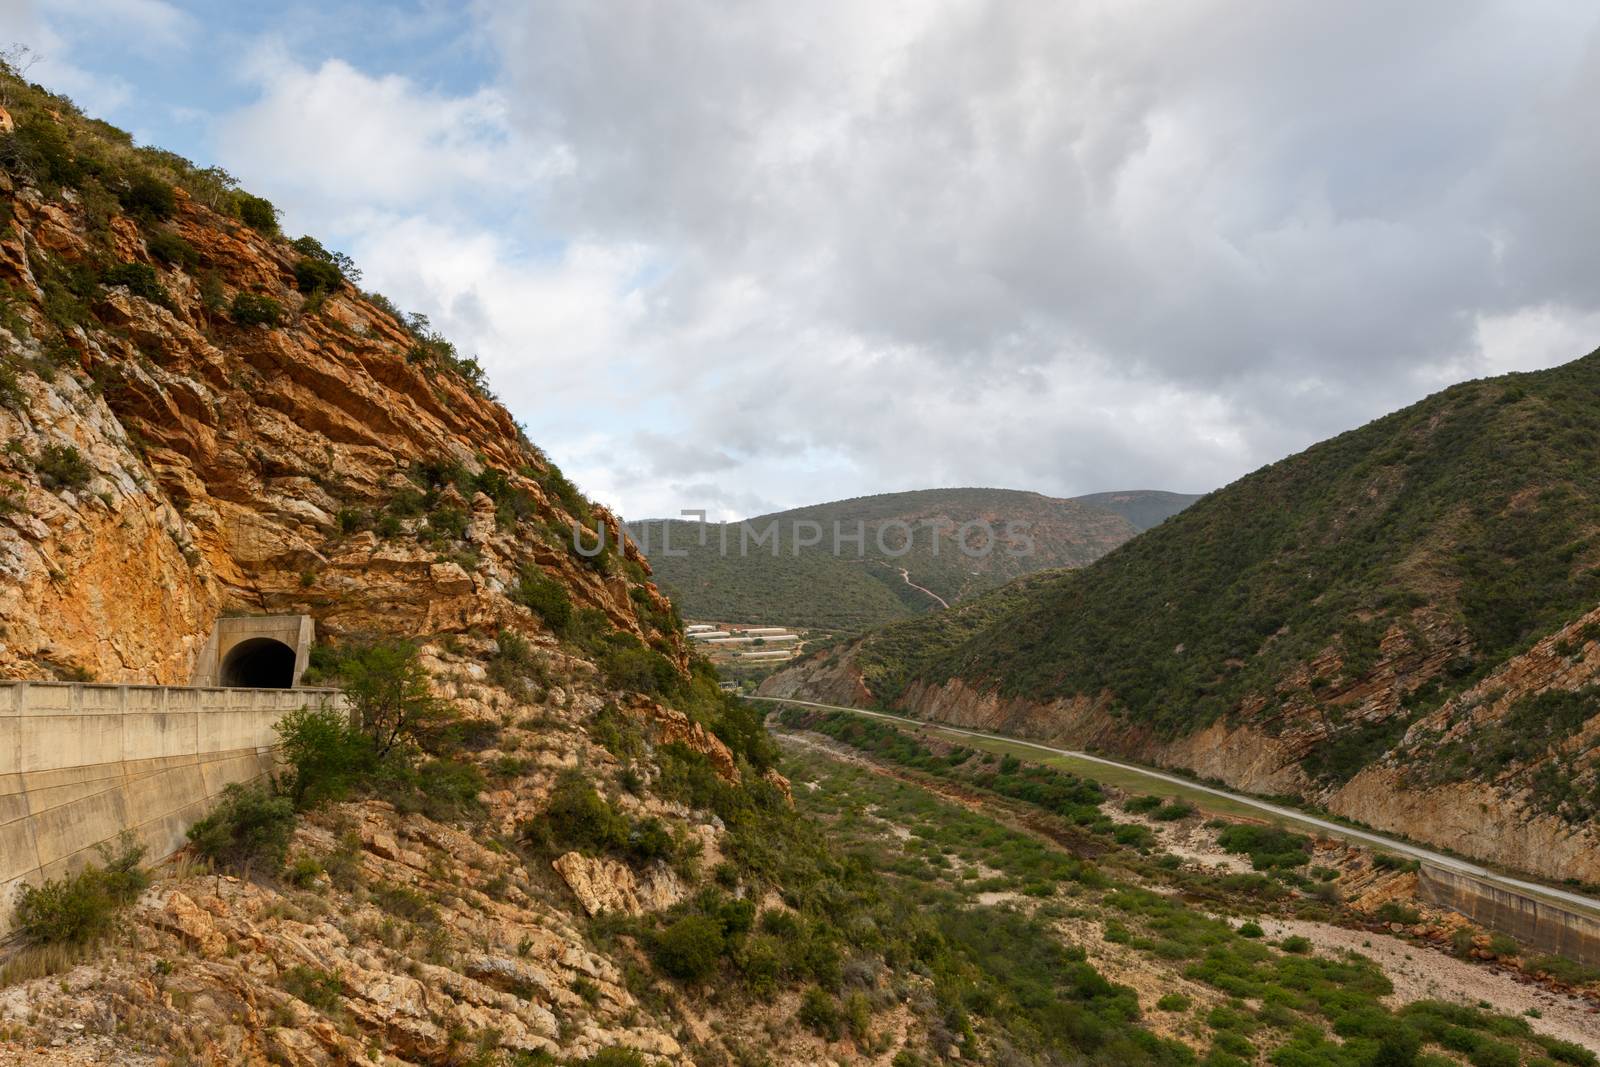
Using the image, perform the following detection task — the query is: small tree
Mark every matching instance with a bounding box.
[230,292,283,327]
[187,783,295,874]
[237,193,278,234]
[651,914,725,982]
[337,640,452,758]
[275,704,374,809]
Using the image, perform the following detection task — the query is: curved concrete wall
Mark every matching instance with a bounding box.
[0,681,342,931]
[1420,863,1600,967]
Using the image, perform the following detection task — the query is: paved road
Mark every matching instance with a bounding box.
[753,694,1600,917]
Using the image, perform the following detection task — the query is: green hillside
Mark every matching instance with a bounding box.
[1072,490,1204,532]
[842,350,1600,740]
[629,488,1185,631]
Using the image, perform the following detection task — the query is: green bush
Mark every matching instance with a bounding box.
[426,505,468,541]
[102,261,166,303]
[1467,1041,1521,1067]
[378,757,485,822]
[12,836,148,945]
[797,985,842,1038]
[115,172,175,221]
[281,965,343,1011]
[1152,800,1196,821]
[514,567,573,632]
[651,914,726,982]
[186,782,295,873]
[1155,993,1191,1012]
[230,292,282,327]
[292,256,342,294]
[1237,921,1264,938]
[145,228,197,268]
[275,704,374,809]
[1374,901,1421,926]
[238,193,278,234]
[1215,824,1311,870]
[35,443,93,489]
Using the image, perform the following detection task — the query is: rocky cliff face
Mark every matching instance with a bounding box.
[0,84,871,1067]
[0,164,675,683]
[764,606,1600,885]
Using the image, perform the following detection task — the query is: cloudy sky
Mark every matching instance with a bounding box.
[6,1,1600,519]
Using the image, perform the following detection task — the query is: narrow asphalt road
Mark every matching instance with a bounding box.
[753,694,1600,918]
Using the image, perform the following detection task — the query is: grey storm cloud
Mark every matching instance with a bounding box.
[59,0,1591,519]
[470,0,1600,515]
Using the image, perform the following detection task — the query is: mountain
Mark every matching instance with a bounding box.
[1071,489,1204,532]
[0,66,1234,1067]
[3,67,1595,1066]
[628,487,1198,631]
[765,350,1600,884]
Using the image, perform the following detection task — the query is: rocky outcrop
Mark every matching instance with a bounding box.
[758,647,875,707]
[552,851,686,917]
[768,604,1600,884]
[1329,605,1600,882]
[0,170,682,681]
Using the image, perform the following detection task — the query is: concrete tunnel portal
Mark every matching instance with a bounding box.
[192,614,315,689]
[219,637,298,688]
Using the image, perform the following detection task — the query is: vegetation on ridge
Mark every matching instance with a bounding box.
[628,488,1195,632]
[829,352,1600,792]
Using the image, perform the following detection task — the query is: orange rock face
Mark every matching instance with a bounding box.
[0,173,682,681]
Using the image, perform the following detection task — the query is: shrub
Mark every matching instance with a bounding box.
[528,771,627,855]
[35,443,93,489]
[1238,921,1264,938]
[275,704,374,809]
[281,965,343,1012]
[292,256,342,294]
[102,261,166,303]
[145,228,197,268]
[186,782,295,873]
[1156,993,1191,1012]
[1153,800,1196,821]
[333,639,454,757]
[381,757,485,822]
[514,567,573,632]
[238,193,278,234]
[230,292,282,327]
[12,836,148,945]
[797,985,842,1039]
[1467,1041,1521,1067]
[426,505,468,541]
[1279,935,1312,954]
[116,172,175,221]
[651,914,725,982]
[290,235,359,283]
[0,361,23,410]
[1374,901,1422,926]
[1216,824,1311,870]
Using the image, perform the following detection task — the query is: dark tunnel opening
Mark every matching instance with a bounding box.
[219,637,297,688]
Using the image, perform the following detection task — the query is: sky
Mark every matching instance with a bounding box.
[5,1,1600,521]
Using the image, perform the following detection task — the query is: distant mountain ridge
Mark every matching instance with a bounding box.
[763,349,1600,885]
[628,487,1199,631]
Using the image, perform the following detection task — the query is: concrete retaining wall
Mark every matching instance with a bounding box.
[0,681,342,931]
[1420,863,1600,967]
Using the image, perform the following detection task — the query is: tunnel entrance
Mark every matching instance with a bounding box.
[219,637,297,688]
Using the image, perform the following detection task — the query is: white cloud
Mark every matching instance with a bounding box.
[45,0,195,53]
[215,49,555,219]
[181,3,1600,520]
